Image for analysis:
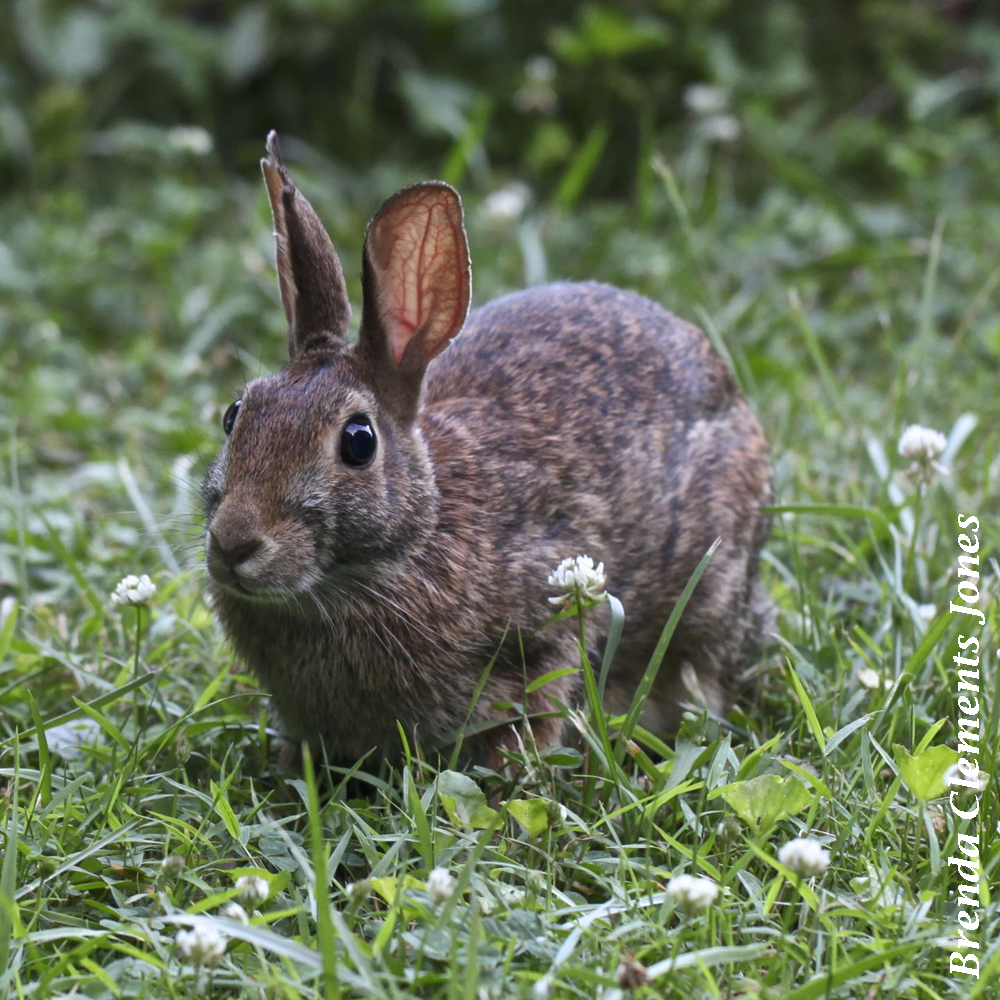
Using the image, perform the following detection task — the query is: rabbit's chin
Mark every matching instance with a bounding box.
[206,564,325,605]
[208,578,284,604]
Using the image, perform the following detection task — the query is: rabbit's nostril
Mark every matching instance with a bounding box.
[211,532,263,568]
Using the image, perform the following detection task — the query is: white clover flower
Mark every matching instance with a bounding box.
[858,667,893,691]
[344,879,372,905]
[665,873,718,914]
[160,855,186,877]
[699,114,741,143]
[531,979,550,1000]
[480,183,532,225]
[235,875,269,907]
[525,55,556,85]
[945,762,989,793]
[917,603,937,623]
[547,555,607,607]
[176,925,227,966]
[219,902,249,924]
[715,815,742,843]
[778,837,830,878]
[858,667,881,690]
[683,83,728,115]
[515,55,558,114]
[426,867,456,905]
[168,125,213,156]
[898,424,947,462]
[110,574,156,607]
[0,595,15,632]
[525,869,546,893]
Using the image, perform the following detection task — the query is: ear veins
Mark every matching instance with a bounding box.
[412,202,466,362]
[376,228,421,365]
[368,186,470,367]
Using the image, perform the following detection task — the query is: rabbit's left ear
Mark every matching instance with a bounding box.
[261,131,351,358]
[360,182,471,385]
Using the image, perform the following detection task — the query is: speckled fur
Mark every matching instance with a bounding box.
[203,141,771,768]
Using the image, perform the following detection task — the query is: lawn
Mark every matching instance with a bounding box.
[1,2,998,997]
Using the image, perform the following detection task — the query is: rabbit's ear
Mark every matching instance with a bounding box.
[359,182,470,417]
[261,131,351,358]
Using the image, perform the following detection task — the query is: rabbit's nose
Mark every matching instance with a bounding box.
[210,531,263,568]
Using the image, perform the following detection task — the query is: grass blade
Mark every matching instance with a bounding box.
[26,693,51,808]
[0,743,20,973]
[71,697,130,752]
[117,456,180,575]
[764,503,890,533]
[597,593,624,703]
[302,746,339,1000]
[780,941,928,999]
[619,538,720,749]
[1,672,157,748]
[0,599,18,667]
[440,97,491,187]
[554,123,608,210]
[787,663,826,754]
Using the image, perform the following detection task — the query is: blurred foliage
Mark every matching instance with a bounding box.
[0,0,998,601]
[4,0,1000,200]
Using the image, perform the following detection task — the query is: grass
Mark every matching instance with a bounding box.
[3,32,1000,998]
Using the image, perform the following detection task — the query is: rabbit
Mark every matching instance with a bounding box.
[201,131,772,770]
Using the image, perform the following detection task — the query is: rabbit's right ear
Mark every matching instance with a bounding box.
[261,131,351,358]
[359,181,470,422]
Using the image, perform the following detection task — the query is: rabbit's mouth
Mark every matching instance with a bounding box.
[205,536,327,604]
[209,574,275,603]
[209,573,312,606]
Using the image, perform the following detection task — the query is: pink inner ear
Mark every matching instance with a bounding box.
[368,186,470,366]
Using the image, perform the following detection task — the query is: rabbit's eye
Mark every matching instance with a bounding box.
[223,400,241,435]
[341,415,377,467]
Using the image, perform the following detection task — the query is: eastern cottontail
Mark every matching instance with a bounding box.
[202,131,772,769]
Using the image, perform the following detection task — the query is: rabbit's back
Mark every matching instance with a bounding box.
[421,281,771,729]
[425,281,737,423]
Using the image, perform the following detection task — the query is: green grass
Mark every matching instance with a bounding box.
[3,6,1000,995]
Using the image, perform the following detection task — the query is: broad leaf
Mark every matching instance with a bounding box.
[507,799,551,838]
[437,770,498,829]
[893,744,960,802]
[715,774,813,831]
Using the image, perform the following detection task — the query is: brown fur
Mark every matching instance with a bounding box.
[202,133,772,768]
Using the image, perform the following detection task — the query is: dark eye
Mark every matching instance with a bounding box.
[223,400,241,435]
[340,415,377,467]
